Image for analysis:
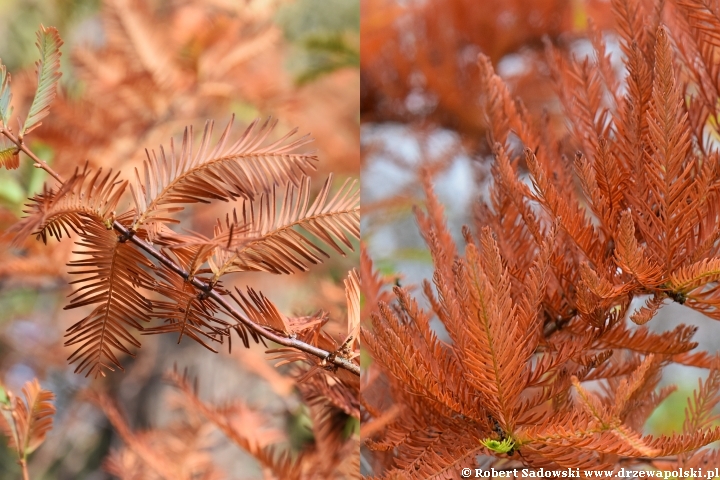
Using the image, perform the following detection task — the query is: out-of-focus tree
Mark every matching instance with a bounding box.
[361,0,613,151]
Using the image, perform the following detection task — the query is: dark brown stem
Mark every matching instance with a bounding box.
[1,128,360,376]
[114,221,360,375]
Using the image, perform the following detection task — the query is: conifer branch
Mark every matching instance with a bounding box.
[0,133,360,377]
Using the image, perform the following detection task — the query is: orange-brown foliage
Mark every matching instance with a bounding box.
[362,0,720,475]
[0,1,359,477]
[361,0,613,147]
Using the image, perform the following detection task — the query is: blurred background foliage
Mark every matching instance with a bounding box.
[360,0,720,474]
[0,0,359,479]
[0,0,100,72]
[276,0,359,85]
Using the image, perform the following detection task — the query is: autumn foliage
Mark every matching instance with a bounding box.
[360,0,612,147]
[362,0,720,475]
[0,1,359,478]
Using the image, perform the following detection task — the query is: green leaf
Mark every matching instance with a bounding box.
[22,25,63,135]
[294,33,359,85]
[0,63,12,126]
[276,0,359,83]
[0,384,9,406]
[344,416,360,438]
[480,436,516,454]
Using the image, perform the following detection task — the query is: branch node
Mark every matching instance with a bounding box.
[117,229,135,243]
